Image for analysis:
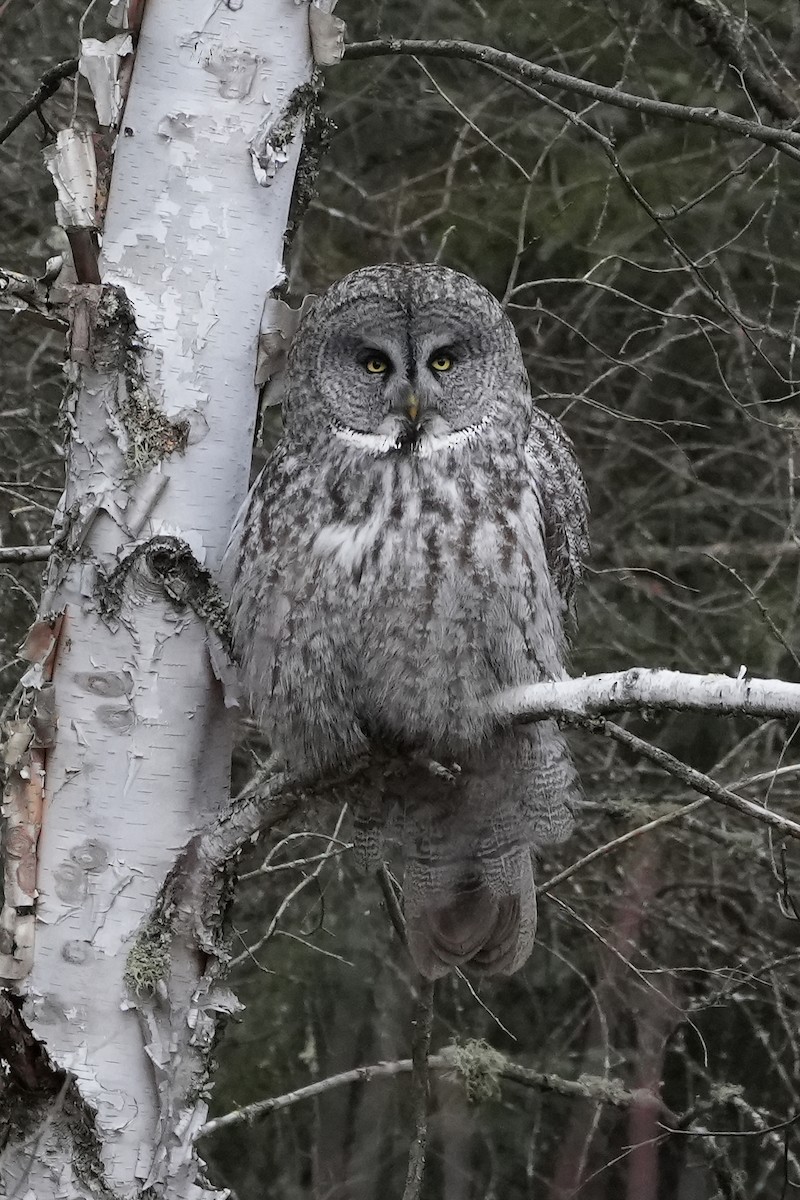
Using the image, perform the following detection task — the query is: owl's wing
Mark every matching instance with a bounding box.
[525,406,589,613]
[222,446,369,778]
[218,468,267,602]
[220,448,297,703]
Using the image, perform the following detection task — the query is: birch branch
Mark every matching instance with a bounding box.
[0,545,51,564]
[0,267,72,325]
[199,1046,680,1138]
[343,39,800,162]
[196,668,800,874]
[494,670,800,842]
[196,1042,757,1190]
[494,669,800,724]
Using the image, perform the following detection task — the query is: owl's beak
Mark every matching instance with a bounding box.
[391,390,423,453]
[389,388,421,438]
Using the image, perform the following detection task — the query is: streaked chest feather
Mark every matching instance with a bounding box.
[308,452,542,588]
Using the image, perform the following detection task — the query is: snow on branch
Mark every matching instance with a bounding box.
[493,668,800,724]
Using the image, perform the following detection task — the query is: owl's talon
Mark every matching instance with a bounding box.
[419,756,461,782]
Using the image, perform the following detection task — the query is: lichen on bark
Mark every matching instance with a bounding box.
[93,288,190,474]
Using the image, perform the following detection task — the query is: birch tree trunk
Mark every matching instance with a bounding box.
[0,1,315,1195]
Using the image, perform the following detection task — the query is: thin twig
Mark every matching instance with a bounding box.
[239,828,351,881]
[199,1058,421,1136]
[486,69,783,371]
[669,0,798,122]
[239,844,350,878]
[343,40,800,162]
[227,805,348,969]
[588,719,800,841]
[377,863,408,947]
[706,554,800,674]
[0,58,79,146]
[402,978,435,1200]
[199,1042,768,1142]
[413,57,531,179]
[538,798,708,895]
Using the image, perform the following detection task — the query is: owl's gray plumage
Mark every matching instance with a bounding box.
[225,264,588,978]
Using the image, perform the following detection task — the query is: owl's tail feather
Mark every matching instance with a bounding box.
[403,827,538,980]
[409,882,534,978]
[349,727,579,978]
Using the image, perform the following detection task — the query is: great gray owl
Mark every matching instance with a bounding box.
[225,263,588,978]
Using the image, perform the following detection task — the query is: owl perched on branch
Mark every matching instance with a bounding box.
[226,264,588,978]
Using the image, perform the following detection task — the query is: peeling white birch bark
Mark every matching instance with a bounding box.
[0,2,313,1197]
[493,668,800,723]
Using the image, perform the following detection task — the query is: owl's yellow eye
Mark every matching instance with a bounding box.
[365,356,388,374]
[430,353,453,372]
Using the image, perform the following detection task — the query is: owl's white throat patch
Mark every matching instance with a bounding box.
[333,415,490,458]
[332,426,398,455]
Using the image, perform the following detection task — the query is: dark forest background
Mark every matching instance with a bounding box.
[2,2,800,1197]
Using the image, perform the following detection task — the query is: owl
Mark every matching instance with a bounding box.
[225,264,588,978]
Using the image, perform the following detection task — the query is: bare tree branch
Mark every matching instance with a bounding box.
[590,719,800,841]
[199,1057,420,1136]
[198,1046,677,1139]
[538,798,708,895]
[603,541,800,565]
[669,0,798,122]
[343,39,800,162]
[198,1037,754,1196]
[402,978,435,1200]
[494,669,800,724]
[201,1038,789,1142]
[0,545,51,564]
[0,267,72,326]
[0,57,78,147]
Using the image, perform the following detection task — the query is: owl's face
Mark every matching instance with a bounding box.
[284,265,531,455]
